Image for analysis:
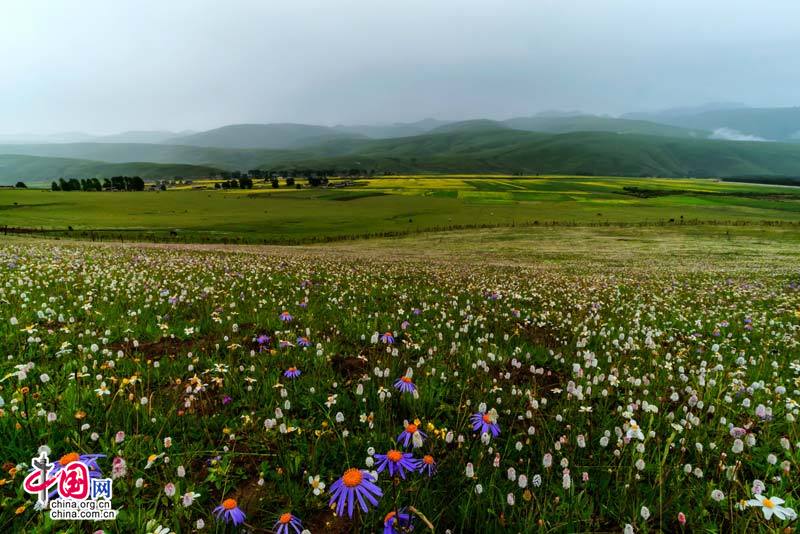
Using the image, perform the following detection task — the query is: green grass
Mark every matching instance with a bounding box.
[1,175,799,244]
[0,232,797,532]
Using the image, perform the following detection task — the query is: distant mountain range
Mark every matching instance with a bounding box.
[2,105,800,184]
[623,106,800,141]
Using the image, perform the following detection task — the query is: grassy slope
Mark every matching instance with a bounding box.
[4,129,800,180]
[0,154,220,183]
[502,115,709,138]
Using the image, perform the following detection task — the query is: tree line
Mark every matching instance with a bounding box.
[51,176,146,191]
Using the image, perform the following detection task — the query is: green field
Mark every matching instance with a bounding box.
[1,228,798,532]
[3,175,800,244]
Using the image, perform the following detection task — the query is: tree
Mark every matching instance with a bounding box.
[271,178,279,188]
[286,177,295,186]
[15,181,27,189]
[51,181,61,191]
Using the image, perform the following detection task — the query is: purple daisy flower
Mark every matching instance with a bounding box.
[380,331,395,344]
[384,509,414,534]
[296,336,311,347]
[418,454,437,476]
[329,468,383,518]
[33,452,106,499]
[284,367,301,379]
[401,320,411,330]
[374,450,419,479]
[396,422,427,448]
[393,376,416,393]
[471,409,501,438]
[279,339,292,348]
[213,498,246,526]
[275,512,302,534]
[279,311,293,322]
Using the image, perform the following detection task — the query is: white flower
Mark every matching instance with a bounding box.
[640,505,650,520]
[181,491,200,507]
[746,495,797,521]
[711,489,725,502]
[308,475,326,495]
[626,419,645,441]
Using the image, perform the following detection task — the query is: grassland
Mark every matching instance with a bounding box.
[2,175,800,244]
[0,228,798,533]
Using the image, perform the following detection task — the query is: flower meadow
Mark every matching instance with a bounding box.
[0,241,798,533]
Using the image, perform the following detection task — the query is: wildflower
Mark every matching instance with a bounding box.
[397,422,427,448]
[393,376,416,393]
[626,419,644,441]
[641,505,651,520]
[746,495,797,521]
[296,337,311,347]
[145,453,165,469]
[308,475,326,495]
[383,509,413,534]
[470,408,500,438]
[164,482,176,497]
[182,491,200,507]
[328,468,383,518]
[284,367,301,379]
[711,489,725,502]
[213,498,246,526]
[274,512,302,534]
[419,454,437,476]
[111,457,127,479]
[374,449,419,479]
[256,334,270,351]
[380,332,395,344]
[678,512,686,525]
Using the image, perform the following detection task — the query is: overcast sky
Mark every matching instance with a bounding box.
[2,0,799,134]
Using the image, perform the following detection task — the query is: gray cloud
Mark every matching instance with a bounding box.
[2,0,799,134]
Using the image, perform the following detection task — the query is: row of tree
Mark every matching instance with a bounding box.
[52,176,146,192]
[218,168,387,180]
[214,177,254,189]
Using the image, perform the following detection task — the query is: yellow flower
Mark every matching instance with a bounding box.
[15,505,26,515]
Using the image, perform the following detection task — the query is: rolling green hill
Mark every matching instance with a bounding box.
[0,154,220,184]
[256,130,800,178]
[503,115,709,139]
[4,129,800,182]
[164,123,365,149]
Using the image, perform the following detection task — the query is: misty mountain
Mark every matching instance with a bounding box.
[164,123,366,149]
[623,106,800,141]
[502,115,708,138]
[429,119,511,134]
[333,118,451,138]
[623,102,747,119]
